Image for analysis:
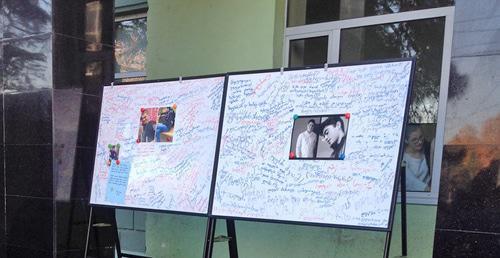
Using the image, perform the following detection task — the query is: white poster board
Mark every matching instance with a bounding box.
[211,61,413,229]
[90,77,224,214]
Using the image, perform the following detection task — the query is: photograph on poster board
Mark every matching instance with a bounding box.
[90,77,224,214]
[137,106,176,143]
[211,60,413,229]
[289,114,349,160]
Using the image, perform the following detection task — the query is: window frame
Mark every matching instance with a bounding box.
[283,6,455,205]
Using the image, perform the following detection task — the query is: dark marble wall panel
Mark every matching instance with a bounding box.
[444,56,500,145]
[0,151,4,243]
[55,146,95,201]
[434,0,500,257]
[2,33,52,93]
[53,34,114,95]
[56,200,90,251]
[77,95,102,147]
[5,245,52,258]
[2,0,52,39]
[433,229,500,258]
[53,0,114,46]
[56,250,86,258]
[71,147,96,199]
[5,145,53,198]
[0,96,3,145]
[6,196,53,252]
[51,0,115,256]
[53,89,83,147]
[436,145,500,232]
[4,90,52,144]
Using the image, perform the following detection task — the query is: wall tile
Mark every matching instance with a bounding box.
[86,207,119,258]
[119,229,146,253]
[53,34,113,95]
[433,229,500,258]
[0,145,4,195]
[55,147,94,200]
[452,0,500,57]
[4,90,52,144]
[2,33,52,92]
[6,196,53,251]
[5,245,52,258]
[116,209,134,230]
[5,145,52,198]
[0,43,3,93]
[2,0,52,38]
[56,250,86,258]
[133,211,146,231]
[53,0,86,40]
[77,95,101,147]
[0,96,3,144]
[437,145,500,233]
[53,0,114,46]
[444,56,500,144]
[53,89,83,147]
[56,200,90,251]
[0,178,4,244]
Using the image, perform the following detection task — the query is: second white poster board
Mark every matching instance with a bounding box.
[211,60,414,229]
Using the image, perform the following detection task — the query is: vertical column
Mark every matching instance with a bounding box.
[52,0,114,257]
[1,0,54,256]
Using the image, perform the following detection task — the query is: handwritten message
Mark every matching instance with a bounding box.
[90,77,225,214]
[211,61,412,229]
[105,158,132,204]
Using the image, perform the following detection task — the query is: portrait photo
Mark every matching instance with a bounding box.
[290,117,320,159]
[315,115,349,159]
[137,106,176,143]
[290,114,349,160]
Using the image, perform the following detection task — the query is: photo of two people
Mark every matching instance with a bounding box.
[137,106,176,143]
[290,115,349,160]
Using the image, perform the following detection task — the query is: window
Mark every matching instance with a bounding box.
[284,3,455,204]
[287,0,454,27]
[114,13,147,82]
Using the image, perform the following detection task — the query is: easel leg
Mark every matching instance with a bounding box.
[226,219,239,258]
[84,207,93,258]
[112,210,123,258]
[400,166,408,256]
[383,231,392,258]
[203,217,217,258]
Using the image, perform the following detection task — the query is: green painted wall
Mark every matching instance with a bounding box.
[146,0,284,80]
[145,205,436,258]
[144,1,437,257]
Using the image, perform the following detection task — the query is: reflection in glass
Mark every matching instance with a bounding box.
[114,17,147,73]
[2,0,52,37]
[287,0,340,27]
[85,1,103,51]
[289,36,328,67]
[403,124,436,192]
[3,34,52,92]
[340,18,445,123]
[287,0,453,27]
